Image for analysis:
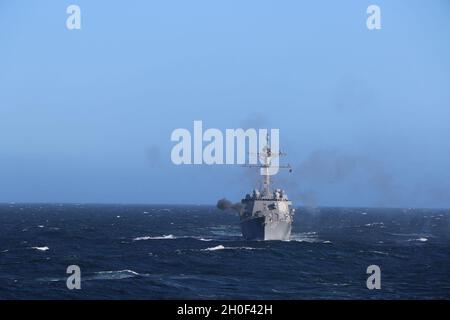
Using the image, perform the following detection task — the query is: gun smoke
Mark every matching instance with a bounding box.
[216,198,242,212]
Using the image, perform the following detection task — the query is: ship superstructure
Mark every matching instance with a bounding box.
[239,135,294,240]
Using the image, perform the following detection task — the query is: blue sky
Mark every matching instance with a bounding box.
[1,1,449,207]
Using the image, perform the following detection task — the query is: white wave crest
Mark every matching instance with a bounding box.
[202,245,225,251]
[133,234,175,241]
[37,270,141,283]
[201,245,258,251]
[408,237,428,242]
[364,222,384,227]
[288,233,331,243]
[133,235,216,242]
[32,246,49,251]
[92,270,140,280]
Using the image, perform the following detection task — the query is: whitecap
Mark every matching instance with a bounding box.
[289,238,331,244]
[203,245,225,251]
[133,234,175,241]
[364,222,384,227]
[92,270,140,280]
[408,237,428,242]
[370,250,389,256]
[201,245,258,251]
[32,246,49,251]
[288,232,330,243]
[198,238,213,241]
[39,270,142,282]
[35,277,64,282]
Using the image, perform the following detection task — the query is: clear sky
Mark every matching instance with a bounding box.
[1,1,449,207]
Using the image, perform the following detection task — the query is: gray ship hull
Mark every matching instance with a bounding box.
[240,216,291,241]
[222,135,294,241]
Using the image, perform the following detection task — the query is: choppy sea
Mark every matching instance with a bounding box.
[1,204,449,299]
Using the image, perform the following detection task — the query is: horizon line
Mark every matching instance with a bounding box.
[0,202,449,211]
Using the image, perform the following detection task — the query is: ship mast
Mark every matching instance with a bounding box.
[261,134,271,195]
[244,133,292,197]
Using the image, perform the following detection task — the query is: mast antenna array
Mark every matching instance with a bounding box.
[243,133,292,195]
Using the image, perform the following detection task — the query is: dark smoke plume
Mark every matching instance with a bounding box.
[294,149,397,207]
[216,198,242,212]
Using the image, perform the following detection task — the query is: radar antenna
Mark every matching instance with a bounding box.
[243,133,292,196]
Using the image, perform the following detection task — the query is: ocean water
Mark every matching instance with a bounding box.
[0,204,449,299]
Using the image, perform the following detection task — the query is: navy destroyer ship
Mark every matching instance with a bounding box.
[219,135,295,240]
